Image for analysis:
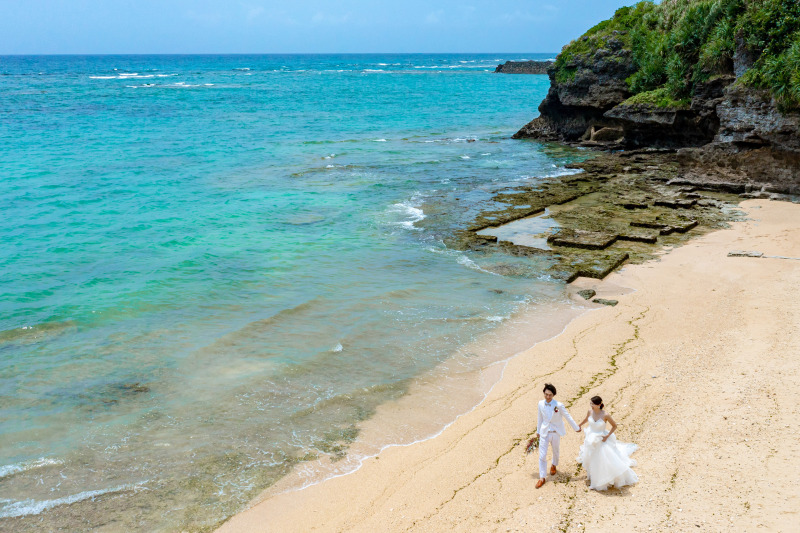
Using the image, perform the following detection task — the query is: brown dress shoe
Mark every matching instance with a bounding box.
[550,465,557,475]
[535,479,545,489]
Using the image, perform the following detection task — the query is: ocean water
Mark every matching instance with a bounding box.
[0,54,588,530]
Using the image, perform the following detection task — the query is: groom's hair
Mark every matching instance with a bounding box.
[543,383,556,395]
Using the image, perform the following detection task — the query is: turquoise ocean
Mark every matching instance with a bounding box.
[0,54,588,530]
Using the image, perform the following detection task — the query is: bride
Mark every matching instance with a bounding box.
[576,396,639,491]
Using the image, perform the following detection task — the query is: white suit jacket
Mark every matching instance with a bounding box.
[537,400,580,436]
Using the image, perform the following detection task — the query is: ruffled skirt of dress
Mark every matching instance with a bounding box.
[577,431,639,491]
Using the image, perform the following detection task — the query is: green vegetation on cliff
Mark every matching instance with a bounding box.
[554,0,800,109]
[623,86,691,108]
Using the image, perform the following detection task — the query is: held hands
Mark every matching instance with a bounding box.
[576,427,582,432]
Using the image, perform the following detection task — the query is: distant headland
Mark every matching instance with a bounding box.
[494,60,553,74]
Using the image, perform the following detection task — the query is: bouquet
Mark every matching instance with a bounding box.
[525,434,539,454]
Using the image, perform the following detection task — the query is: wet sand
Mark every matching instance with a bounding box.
[219,199,800,532]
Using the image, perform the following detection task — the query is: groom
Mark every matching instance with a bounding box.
[536,383,580,488]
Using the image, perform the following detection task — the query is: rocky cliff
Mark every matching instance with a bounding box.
[514,0,800,194]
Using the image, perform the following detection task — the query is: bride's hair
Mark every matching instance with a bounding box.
[590,396,604,409]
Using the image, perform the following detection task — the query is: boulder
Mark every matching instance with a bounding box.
[577,289,597,300]
[593,298,619,306]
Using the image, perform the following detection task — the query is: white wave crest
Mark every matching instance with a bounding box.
[92,73,175,80]
[397,205,425,229]
[0,483,143,518]
[516,167,584,182]
[413,64,495,69]
[171,82,203,88]
[331,343,343,352]
[456,255,500,276]
[0,458,63,479]
[426,246,501,276]
[390,195,426,230]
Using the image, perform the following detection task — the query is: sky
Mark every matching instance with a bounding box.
[0,1,636,55]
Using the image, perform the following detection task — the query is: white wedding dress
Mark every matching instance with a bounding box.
[577,416,639,491]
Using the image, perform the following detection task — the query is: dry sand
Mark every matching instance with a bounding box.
[218,199,800,532]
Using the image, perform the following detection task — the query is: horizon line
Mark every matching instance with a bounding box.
[0,51,558,57]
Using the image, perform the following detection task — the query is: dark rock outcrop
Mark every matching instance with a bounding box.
[513,35,635,142]
[514,39,800,194]
[733,35,758,79]
[603,104,710,148]
[596,76,736,149]
[677,85,800,193]
[495,60,553,74]
[514,55,736,150]
[715,85,800,152]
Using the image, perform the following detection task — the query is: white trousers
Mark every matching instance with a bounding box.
[539,431,561,478]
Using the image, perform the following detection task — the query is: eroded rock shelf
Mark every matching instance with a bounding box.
[446,150,742,283]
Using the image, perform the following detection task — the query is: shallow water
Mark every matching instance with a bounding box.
[0,53,588,530]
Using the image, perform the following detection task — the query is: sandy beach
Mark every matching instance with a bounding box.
[219,199,800,532]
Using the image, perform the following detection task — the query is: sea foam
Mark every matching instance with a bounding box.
[0,483,143,519]
[0,458,63,479]
[390,197,426,230]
